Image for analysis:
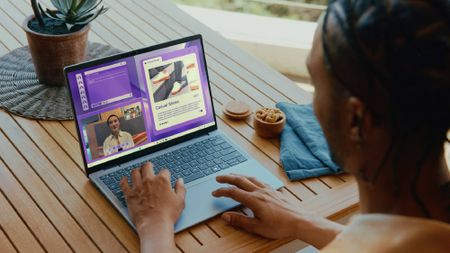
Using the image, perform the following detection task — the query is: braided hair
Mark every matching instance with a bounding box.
[321,0,450,217]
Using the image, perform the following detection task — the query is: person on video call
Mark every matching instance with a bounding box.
[103,114,135,156]
[119,0,450,252]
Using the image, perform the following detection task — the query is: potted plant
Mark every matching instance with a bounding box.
[22,0,108,86]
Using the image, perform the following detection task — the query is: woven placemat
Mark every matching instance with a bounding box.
[0,42,122,120]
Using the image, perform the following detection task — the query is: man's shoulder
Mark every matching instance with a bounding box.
[103,134,113,144]
[121,131,133,138]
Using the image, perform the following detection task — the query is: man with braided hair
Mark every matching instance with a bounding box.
[119,0,450,252]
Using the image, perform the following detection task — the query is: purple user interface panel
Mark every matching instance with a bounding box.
[67,38,215,169]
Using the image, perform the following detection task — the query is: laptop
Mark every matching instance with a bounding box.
[64,34,283,232]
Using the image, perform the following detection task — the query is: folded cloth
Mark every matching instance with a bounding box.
[276,102,342,180]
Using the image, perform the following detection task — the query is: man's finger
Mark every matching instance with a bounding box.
[175,178,186,201]
[244,176,267,188]
[141,162,154,179]
[221,211,258,233]
[212,187,259,210]
[120,177,131,196]
[216,174,258,192]
[158,168,171,181]
[131,168,142,188]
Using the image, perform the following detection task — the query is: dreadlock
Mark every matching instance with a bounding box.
[322,0,450,217]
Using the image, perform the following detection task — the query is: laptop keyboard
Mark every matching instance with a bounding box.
[98,135,247,207]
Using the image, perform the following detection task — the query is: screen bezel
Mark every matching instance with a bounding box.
[64,34,218,175]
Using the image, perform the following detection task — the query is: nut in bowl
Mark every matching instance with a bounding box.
[254,108,286,138]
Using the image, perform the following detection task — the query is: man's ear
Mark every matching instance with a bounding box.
[347,96,366,142]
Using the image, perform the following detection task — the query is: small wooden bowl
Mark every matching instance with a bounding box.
[253,109,286,138]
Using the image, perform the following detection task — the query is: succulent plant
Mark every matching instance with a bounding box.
[31,0,108,31]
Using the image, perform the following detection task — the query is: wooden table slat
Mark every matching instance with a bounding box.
[12,115,140,252]
[0,225,18,253]
[320,175,346,188]
[96,14,144,49]
[60,121,79,140]
[175,230,203,251]
[0,3,28,45]
[105,8,158,45]
[0,116,102,252]
[0,159,71,253]
[107,0,170,43]
[39,120,86,170]
[0,41,8,55]
[0,21,21,50]
[0,112,126,252]
[189,224,220,245]
[0,189,46,253]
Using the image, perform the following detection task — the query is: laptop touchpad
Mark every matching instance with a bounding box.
[175,178,239,232]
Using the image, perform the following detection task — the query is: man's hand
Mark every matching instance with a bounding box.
[212,174,343,248]
[120,162,185,252]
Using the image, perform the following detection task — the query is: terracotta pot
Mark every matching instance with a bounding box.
[22,15,90,86]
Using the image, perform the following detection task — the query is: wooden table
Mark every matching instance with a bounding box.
[0,0,359,252]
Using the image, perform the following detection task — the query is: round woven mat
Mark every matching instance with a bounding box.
[0,42,122,120]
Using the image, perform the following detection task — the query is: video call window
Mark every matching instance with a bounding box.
[80,102,148,161]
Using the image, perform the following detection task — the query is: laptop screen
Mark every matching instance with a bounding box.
[66,37,216,169]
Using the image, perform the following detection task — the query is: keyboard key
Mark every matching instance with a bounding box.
[219,163,230,170]
[189,161,198,167]
[222,151,241,161]
[213,139,225,145]
[220,148,235,156]
[221,143,232,149]
[182,170,192,176]
[237,156,248,163]
[228,159,240,166]
[204,168,214,175]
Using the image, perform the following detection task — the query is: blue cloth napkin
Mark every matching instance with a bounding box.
[276,102,342,180]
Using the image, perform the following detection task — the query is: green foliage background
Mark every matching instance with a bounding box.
[171,0,327,21]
